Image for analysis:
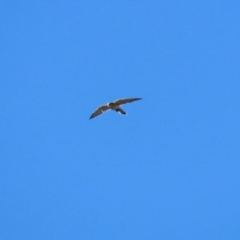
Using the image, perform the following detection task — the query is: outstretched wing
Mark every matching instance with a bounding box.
[89,105,110,119]
[114,97,142,105]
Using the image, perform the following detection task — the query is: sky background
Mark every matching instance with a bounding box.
[1,1,240,239]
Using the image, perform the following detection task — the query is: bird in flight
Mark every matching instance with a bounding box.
[89,97,142,119]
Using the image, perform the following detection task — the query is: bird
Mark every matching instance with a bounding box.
[89,97,142,119]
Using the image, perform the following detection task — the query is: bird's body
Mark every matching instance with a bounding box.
[89,97,142,119]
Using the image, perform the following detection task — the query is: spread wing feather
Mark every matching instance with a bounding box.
[89,105,110,119]
[114,98,142,105]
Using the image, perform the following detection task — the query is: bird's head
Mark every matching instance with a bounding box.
[108,102,114,107]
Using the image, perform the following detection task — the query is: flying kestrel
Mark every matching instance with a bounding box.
[89,97,142,119]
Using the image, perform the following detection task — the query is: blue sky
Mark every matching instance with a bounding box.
[1,1,240,239]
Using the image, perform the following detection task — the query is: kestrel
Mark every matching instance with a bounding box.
[89,97,142,119]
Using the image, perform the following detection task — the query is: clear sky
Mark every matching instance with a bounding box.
[1,1,240,239]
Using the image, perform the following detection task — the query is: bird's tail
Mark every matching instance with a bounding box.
[116,108,126,115]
